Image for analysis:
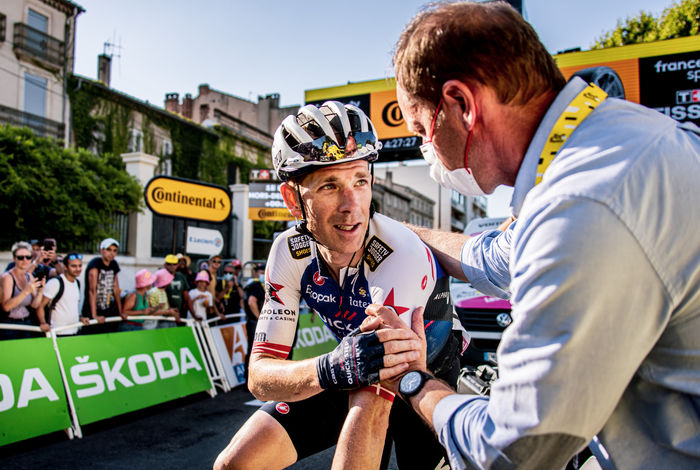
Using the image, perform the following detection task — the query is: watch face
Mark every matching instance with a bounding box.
[400,371,422,395]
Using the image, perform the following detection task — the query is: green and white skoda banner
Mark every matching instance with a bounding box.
[0,338,71,446]
[292,313,337,360]
[57,328,211,425]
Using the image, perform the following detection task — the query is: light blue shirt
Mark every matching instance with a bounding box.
[444,77,700,469]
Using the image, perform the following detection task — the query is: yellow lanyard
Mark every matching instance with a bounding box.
[535,83,608,185]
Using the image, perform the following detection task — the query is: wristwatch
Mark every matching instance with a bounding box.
[398,370,433,401]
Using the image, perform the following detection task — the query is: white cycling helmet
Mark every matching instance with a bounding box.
[272,101,382,181]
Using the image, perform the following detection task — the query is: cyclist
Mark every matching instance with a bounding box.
[214,101,466,470]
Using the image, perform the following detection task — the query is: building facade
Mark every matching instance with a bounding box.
[374,162,487,233]
[373,171,434,228]
[165,85,298,138]
[0,0,83,141]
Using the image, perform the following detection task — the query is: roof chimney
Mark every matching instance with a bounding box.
[97,54,111,87]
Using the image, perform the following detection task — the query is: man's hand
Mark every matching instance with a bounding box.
[39,322,50,332]
[95,315,105,324]
[316,329,386,390]
[362,305,429,392]
[80,317,91,326]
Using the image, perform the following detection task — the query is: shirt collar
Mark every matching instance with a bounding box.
[510,77,588,216]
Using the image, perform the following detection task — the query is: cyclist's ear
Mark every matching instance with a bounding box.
[280,182,303,218]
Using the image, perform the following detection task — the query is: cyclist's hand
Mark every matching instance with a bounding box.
[316,328,384,390]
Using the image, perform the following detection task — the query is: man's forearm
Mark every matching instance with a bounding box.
[248,355,322,402]
[405,376,454,428]
[405,224,469,280]
[332,391,392,470]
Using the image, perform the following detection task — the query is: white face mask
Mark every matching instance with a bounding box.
[419,97,486,197]
[420,142,486,196]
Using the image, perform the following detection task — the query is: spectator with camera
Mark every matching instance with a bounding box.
[1,241,45,339]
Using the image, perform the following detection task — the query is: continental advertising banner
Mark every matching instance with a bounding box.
[57,329,211,425]
[0,338,71,446]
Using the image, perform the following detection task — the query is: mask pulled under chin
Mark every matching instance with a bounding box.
[421,143,486,196]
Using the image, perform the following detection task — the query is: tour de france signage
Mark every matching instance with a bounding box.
[144,176,232,223]
[248,169,294,221]
[305,35,700,157]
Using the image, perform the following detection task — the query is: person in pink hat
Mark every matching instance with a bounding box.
[186,270,215,322]
[120,269,157,332]
[146,268,180,327]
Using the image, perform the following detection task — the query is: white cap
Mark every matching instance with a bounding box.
[100,238,120,250]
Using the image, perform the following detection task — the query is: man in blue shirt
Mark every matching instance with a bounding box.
[364,2,700,469]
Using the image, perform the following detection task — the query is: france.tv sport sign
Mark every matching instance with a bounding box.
[144,175,231,223]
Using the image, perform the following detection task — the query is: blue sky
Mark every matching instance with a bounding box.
[72,0,676,216]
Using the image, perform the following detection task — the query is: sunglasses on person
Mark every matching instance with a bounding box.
[294,131,381,163]
[211,260,222,265]
[14,255,31,261]
[66,253,83,261]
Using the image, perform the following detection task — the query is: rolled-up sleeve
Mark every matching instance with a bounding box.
[460,223,514,299]
[434,198,668,469]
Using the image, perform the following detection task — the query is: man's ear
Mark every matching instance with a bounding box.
[442,80,477,130]
[280,182,303,218]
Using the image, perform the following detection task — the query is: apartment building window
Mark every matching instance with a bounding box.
[27,9,49,59]
[0,13,6,43]
[127,129,143,153]
[24,72,47,118]
[161,139,172,156]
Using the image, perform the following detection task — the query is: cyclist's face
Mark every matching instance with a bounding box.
[300,160,372,262]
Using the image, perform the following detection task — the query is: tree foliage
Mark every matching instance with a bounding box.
[0,125,142,250]
[593,0,700,48]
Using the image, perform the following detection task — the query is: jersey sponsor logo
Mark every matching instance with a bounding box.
[363,236,393,272]
[265,271,285,305]
[287,234,311,260]
[348,297,369,309]
[313,271,326,286]
[254,332,267,343]
[276,402,290,414]
[317,313,359,336]
[259,308,296,322]
[421,275,428,290]
[358,287,367,297]
[383,288,409,315]
[305,284,336,303]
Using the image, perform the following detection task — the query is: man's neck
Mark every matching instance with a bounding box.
[64,273,76,283]
[317,245,363,281]
[100,256,111,266]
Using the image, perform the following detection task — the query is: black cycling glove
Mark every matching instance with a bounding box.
[316,328,384,390]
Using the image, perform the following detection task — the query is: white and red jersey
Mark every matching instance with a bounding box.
[252,213,465,364]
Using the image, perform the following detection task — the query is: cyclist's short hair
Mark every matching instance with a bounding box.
[393,1,565,107]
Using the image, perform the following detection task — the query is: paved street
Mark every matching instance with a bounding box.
[0,387,339,470]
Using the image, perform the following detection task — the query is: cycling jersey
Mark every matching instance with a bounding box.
[253,213,466,364]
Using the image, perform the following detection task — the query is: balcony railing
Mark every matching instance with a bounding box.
[0,13,6,43]
[13,22,65,71]
[0,104,65,140]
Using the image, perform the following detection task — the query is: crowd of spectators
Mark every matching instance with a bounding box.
[0,237,250,338]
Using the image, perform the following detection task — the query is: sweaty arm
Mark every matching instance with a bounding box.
[431,199,670,469]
